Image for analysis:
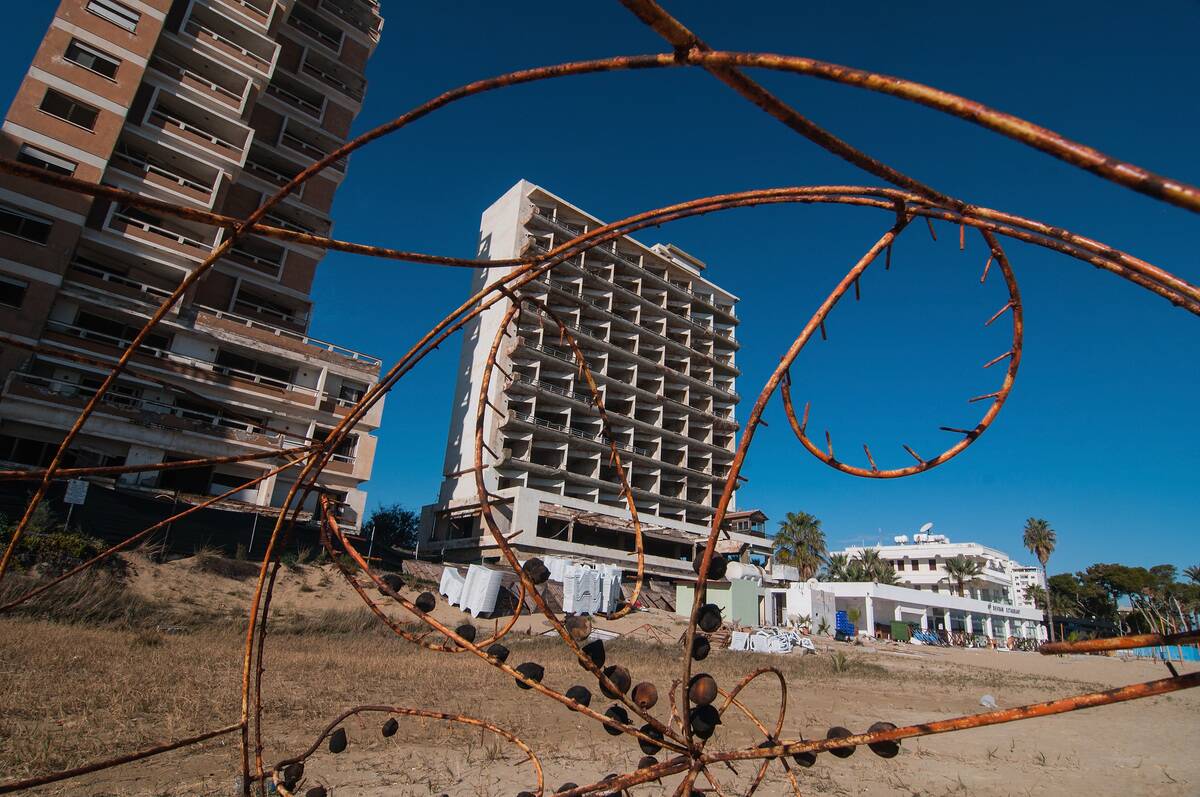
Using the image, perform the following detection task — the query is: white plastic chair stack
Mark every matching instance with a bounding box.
[439,566,466,607]
[563,564,603,615]
[729,631,751,651]
[460,564,504,617]
[598,565,623,613]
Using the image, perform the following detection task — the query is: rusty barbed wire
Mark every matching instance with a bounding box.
[0,0,1197,794]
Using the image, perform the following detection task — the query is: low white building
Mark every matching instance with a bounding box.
[764,580,1046,641]
[840,530,1045,606]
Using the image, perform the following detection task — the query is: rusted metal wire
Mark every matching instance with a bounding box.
[0,2,1197,795]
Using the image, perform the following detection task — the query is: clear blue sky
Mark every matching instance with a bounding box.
[6,3,1197,575]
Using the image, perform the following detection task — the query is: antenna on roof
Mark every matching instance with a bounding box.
[919,521,934,534]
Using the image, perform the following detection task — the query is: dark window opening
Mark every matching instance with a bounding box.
[39,88,100,130]
[65,39,120,79]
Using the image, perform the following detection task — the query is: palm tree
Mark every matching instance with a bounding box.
[856,549,899,584]
[772,511,826,580]
[1185,564,1200,585]
[1024,584,1049,611]
[943,555,984,597]
[823,552,852,582]
[1023,518,1058,642]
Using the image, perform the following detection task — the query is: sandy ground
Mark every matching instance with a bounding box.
[1,554,1196,796]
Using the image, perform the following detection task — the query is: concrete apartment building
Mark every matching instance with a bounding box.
[0,0,384,528]
[840,530,1046,606]
[419,180,771,576]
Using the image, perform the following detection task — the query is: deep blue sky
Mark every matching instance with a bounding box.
[6,3,1197,575]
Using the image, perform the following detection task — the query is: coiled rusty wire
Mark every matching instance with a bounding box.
[1,1,1199,794]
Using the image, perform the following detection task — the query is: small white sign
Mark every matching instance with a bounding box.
[63,479,89,505]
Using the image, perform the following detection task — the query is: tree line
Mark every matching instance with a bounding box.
[771,512,1198,640]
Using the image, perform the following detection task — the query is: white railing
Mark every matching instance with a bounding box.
[7,372,286,441]
[112,149,214,195]
[195,304,382,366]
[109,210,213,254]
[69,261,173,301]
[508,411,648,457]
[149,54,245,106]
[184,19,271,68]
[244,158,297,187]
[287,14,342,51]
[279,131,347,172]
[266,82,323,117]
[45,320,323,397]
[149,108,242,155]
[508,372,593,405]
[319,0,380,37]
[301,59,363,101]
[226,246,283,277]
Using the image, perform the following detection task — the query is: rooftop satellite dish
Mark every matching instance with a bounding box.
[919,522,934,534]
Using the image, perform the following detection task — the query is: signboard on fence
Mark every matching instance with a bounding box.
[63,479,89,505]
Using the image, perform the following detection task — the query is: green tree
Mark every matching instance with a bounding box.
[942,555,984,597]
[772,511,826,580]
[1023,518,1058,642]
[362,503,420,551]
[855,549,899,585]
[823,552,852,582]
[1024,584,1049,611]
[1184,564,1200,584]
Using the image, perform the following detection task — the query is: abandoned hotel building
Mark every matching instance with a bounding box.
[0,0,385,529]
[420,181,772,577]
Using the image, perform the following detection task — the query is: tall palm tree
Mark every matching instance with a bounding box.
[856,549,899,584]
[1024,584,1049,612]
[773,511,826,580]
[943,555,984,597]
[1185,564,1200,585]
[823,552,851,582]
[1023,518,1058,641]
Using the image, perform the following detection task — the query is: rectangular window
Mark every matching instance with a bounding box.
[929,558,937,571]
[39,88,100,131]
[86,0,140,32]
[0,275,28,308]
[0,204,53,245]
[65,39,121,80]
[16,144,77,176]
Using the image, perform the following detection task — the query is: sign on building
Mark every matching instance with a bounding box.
[63,479,89,505]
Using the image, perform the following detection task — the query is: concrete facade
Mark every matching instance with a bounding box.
[840,534,1045,606]
[419,181,770,576]
[0,0,384,528]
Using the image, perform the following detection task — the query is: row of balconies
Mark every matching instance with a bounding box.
[529,245,737,344]
[521,298,737,377]
[528,206,738,323]
[502,432,725,487]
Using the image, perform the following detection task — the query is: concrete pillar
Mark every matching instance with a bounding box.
[942,609,951,632]
[984,616,994,639]
[920,613,928,631]
[119,444,165,486]
[1003,618,1012,639]
[864,595,875,637]
[964,613,974,636]
[254,469,277,508]
[894,605,903,622]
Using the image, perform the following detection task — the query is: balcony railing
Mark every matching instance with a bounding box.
[112,149,215,198]
[148,54,245,109]
[184,19,272,70]
[5,372,288,444]
[279,131,346,172]
[68,260,174,302]
[226,246,283,278]
[319,0,381,37]
[301,59,364,101]
[148,108,243,159]
[108,209,214,257]
[195,304,382,367]
[45,320,323,398]
[287,14,342,51]
[507,411,648,456]
[266,82,323,118]
[508,372,593,405]
[244,158,298,188]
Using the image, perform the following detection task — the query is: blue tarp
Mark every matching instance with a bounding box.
[1129,645,1200,662]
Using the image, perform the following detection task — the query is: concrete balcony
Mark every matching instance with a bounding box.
[64,260,176,308]
[278,126,347,173]
[193,304,382,371]
[207,0,274,30]
[1,372,286,449]
[147,50,250,114]
[313,0,382,41]
[109,145,222,207]
[144,99,250,167]
[182,6,278,77]
[42,320,323,409]
[299,53,364,103]
[102,206,217,262]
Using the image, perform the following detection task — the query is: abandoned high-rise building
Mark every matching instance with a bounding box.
[419,181,771,576]
[0,0,384,529]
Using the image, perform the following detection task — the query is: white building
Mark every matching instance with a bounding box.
[418,180,770,576]
[839,529,1044,606]
[769,581,1047,641]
